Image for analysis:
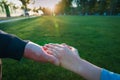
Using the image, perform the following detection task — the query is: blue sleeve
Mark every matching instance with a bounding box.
[100,69,120,80]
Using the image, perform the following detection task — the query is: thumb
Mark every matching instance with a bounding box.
[42,47,60,66]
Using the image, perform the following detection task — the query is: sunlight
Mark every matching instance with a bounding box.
[28,0,60,10]
[72,0,78,8]
[54,21,60,36]
[0,0,60,17]
[49,5,55,11]
[7,0,22,7]
[49,5,55,15]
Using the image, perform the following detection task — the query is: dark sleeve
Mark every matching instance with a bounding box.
[0,30,28,60]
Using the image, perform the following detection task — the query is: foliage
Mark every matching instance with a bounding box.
[40,7,52,15]
[55,0,120,15]
[0,0,11,17]
[0,0,23,17]
[55,0,73,15]
[19,0,30,16]
[19,0,30,8]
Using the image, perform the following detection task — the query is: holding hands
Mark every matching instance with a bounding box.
[43,43,81,73]
[1,30,119,80]
[24,42,101,80]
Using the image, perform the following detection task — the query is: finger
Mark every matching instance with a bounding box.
[50,44,63,48]
[45,49,52,54]
[42,49,60,66]
[46,44,62,47]
[45,44,62,50]
[43,46,59,57]
[45,54,60,66]
[61,44,77,52]
[61,44,79,56]
[61,43,72,49]
[43,46,48,51]
[46,47,59,55]
[46,49,58,57]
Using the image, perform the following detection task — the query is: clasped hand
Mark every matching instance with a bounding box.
[43,43,81,71]
[24,42,81,72]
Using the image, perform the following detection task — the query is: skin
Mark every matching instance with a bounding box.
[23,42,59,66]
[44,44,102,80]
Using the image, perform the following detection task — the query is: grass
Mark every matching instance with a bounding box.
[0,16,120,80]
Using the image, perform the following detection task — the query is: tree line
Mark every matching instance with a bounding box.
[54,0,120,16]
[0,0,30,17]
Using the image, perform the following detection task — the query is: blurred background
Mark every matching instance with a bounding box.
[0,0,120,17]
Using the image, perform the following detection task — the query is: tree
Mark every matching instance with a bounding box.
[73,0,120,15]
[3,1,10,17]
[19,0,30,16]
[55,0,73,15]
[0,2,4,13]
[86,0,97,15]
[116,0,120,14]
[109,0,118,15]
[73,0,88,15]
[0,0,11,17]
[97,0,106,15]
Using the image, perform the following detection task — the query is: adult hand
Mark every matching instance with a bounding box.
[23,42,59,66]
[44,44,102,80]
[44,43,81,72]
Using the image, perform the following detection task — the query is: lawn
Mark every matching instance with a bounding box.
[0,16,120,80]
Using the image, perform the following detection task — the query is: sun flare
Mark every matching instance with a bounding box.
[28,0,60,10]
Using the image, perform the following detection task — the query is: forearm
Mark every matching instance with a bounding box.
[72,58,102,80]
[24,42,59,65]
[23,42,42,61]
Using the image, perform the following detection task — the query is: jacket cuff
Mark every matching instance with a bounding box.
[6,37,28,60]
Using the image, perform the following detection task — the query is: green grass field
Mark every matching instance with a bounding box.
[0,16,120,80]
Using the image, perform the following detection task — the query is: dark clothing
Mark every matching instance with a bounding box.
[0,30,28,60]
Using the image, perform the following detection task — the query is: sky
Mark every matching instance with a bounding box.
[28,0,61,9]
[3,0,61,9]
[0,0,61,16]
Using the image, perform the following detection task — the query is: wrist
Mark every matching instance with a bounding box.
[71,58,83,74]
[24,42,41,60]
[73,58,102,80]
[24,42,33,59]
[65,57,82,74]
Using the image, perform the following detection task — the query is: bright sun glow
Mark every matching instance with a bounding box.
[0,0,61,17]
[3,0,60,10]
[28,0,61,10]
